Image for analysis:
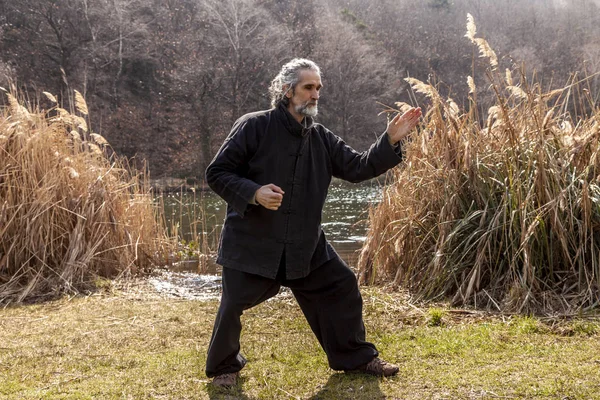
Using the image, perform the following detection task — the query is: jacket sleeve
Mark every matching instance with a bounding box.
[328,130,404,183]
[205,118,262,216]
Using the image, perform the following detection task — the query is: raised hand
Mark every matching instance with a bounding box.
[386,107,422,145]
[255,184,285,210]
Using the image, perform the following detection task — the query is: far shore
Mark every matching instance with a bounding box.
[149,177,210,193]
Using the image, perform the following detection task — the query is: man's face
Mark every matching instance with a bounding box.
[286,69,322,118]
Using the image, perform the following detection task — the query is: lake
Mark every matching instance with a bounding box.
[160,179,385,271]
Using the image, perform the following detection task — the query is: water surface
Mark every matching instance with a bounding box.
[155,179,384,298]
[160,179,383,275]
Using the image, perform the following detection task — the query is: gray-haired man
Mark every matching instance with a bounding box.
[205,58,421,387]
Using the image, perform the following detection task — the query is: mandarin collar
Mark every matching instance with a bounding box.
[277,103,314,137]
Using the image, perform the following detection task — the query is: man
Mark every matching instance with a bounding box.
[205,58,421,387]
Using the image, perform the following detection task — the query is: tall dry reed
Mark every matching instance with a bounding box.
[358,15,600,314]
[0,89,171,303]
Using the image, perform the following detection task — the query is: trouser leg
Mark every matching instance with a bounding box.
[287,256,378,371]
[205,267,281,377]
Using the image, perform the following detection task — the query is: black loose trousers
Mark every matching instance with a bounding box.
[205,254,378,377]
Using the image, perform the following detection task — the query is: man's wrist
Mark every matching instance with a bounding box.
[387,133,402,148]
[386,132,395,146]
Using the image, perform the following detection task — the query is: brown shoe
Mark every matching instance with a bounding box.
[212,372,239,388]
[354,357,399,377]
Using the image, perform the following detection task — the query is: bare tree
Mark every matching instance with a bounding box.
[2,0,599,177]
[312,5,400,147]
[165,0,290,174]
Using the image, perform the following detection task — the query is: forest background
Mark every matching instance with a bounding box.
[1,0,599,179]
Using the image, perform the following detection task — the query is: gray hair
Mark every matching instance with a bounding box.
[269,58,321,108]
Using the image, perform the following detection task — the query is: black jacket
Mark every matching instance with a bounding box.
[206,103,403,280]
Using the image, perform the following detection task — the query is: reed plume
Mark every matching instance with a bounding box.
[359,15,600,314]
[0,90,172,303]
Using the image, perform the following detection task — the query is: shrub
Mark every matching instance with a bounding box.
[358,15,600,314]
[0,89,171,303]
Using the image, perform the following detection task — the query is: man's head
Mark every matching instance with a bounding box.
[269,58,322,120]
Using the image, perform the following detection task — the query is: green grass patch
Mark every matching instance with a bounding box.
[1,288,600,399]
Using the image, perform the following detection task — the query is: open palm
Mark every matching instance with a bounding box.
[386,107,422,145]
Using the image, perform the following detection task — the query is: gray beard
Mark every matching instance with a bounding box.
[296,103,318,117]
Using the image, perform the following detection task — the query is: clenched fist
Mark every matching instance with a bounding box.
[255,184,285,210]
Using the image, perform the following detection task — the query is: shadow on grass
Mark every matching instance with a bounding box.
[308,372,386,400]
[206,376,257,400]
[205,372,386,399]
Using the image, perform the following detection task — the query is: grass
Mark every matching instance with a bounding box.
[1,286,600,399]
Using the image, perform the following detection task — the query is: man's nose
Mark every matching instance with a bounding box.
[312,90,319,100]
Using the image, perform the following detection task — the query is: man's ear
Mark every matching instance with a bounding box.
[283,85,293,98]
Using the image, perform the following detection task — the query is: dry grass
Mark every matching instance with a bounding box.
[0,88,173,304]
[2,288,600,399]
[358,15,600,314]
